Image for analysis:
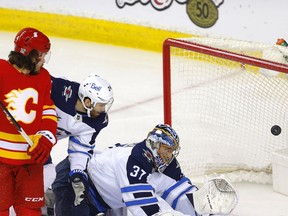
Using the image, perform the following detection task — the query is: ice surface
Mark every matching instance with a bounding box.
[1,31,287,216]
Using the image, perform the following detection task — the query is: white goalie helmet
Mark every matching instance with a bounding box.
[146,124,180,173]
[78,74,114,117]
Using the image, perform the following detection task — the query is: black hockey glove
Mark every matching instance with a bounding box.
[69,169,88,206]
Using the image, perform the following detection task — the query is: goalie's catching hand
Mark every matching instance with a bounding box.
[193,177,238,215]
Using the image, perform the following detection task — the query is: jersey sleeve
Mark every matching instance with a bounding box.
[68,133,97,171]
[149,173,198,216]
[149,159,199,216]
[38,69,57,143]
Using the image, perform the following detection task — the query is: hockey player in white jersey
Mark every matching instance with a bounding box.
[51,73,113,171]
[44,74,114,215]
[10,74,114,216]
[52,124,238,216]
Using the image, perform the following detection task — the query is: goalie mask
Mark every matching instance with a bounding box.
[14,27,51,57]
[78,74,114,117]
[146,124,180,173]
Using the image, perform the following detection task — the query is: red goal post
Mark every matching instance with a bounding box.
[163,37,288,182]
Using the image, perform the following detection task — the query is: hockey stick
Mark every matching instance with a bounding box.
[0,101,33,146]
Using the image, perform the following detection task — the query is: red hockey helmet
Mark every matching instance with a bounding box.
[14,27,51,56]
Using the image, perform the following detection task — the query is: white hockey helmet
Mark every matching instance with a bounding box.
[146,124,180,173]
[78,74,114,117]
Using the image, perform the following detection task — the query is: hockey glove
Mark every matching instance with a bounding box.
[28,131,55,164]
[193,177,238,215]
[69,169,88,206]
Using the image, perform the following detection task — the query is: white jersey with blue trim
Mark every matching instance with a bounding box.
[87,141,198,216]
[51,76,109,171]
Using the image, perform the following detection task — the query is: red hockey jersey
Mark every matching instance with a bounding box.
[0,59,57,165]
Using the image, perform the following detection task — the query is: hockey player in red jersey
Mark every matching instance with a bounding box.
[0,27,57,215]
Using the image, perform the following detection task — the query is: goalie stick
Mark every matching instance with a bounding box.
[0,101,33,146]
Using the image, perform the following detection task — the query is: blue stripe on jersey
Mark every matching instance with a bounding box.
[124,197,158,207]
[121,184,154,193]
[161,177,191,200]
[67,149,92,159]
[88,187,107,212]
[171,185,194,209]
[121,184,157,207]
[69,136,95,149]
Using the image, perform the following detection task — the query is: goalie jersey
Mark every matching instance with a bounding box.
[50,76,108,171]
[87,141,198,216]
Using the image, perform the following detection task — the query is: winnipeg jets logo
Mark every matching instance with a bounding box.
[4,88,38,124]
[63,85,72,102]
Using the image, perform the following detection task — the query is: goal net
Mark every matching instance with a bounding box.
[163,37,288,183]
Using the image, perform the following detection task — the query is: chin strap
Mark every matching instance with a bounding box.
[86,109,92,117]
[81,99,94,117]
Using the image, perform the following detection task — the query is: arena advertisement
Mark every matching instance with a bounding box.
[0,0,288,44]
[0,0,287,44]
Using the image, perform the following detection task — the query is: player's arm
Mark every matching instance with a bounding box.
[154,159,199,215]
[68,134,96,170]
[38,70,58,136]
[28,71,57,164]
[67,133,97,206]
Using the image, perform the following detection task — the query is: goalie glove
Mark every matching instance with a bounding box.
[69,169,88,206]
[193,177,238,215]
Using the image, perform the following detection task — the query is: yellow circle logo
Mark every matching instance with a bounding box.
[186,0,219,28]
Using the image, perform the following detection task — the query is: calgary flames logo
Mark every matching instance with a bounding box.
[4,88,38,124]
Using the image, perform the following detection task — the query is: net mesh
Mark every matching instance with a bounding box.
[165,37,288,181]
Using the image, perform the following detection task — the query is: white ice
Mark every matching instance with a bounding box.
[0,31,287,216]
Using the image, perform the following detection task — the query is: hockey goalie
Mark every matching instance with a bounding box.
[51,124,238,216]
